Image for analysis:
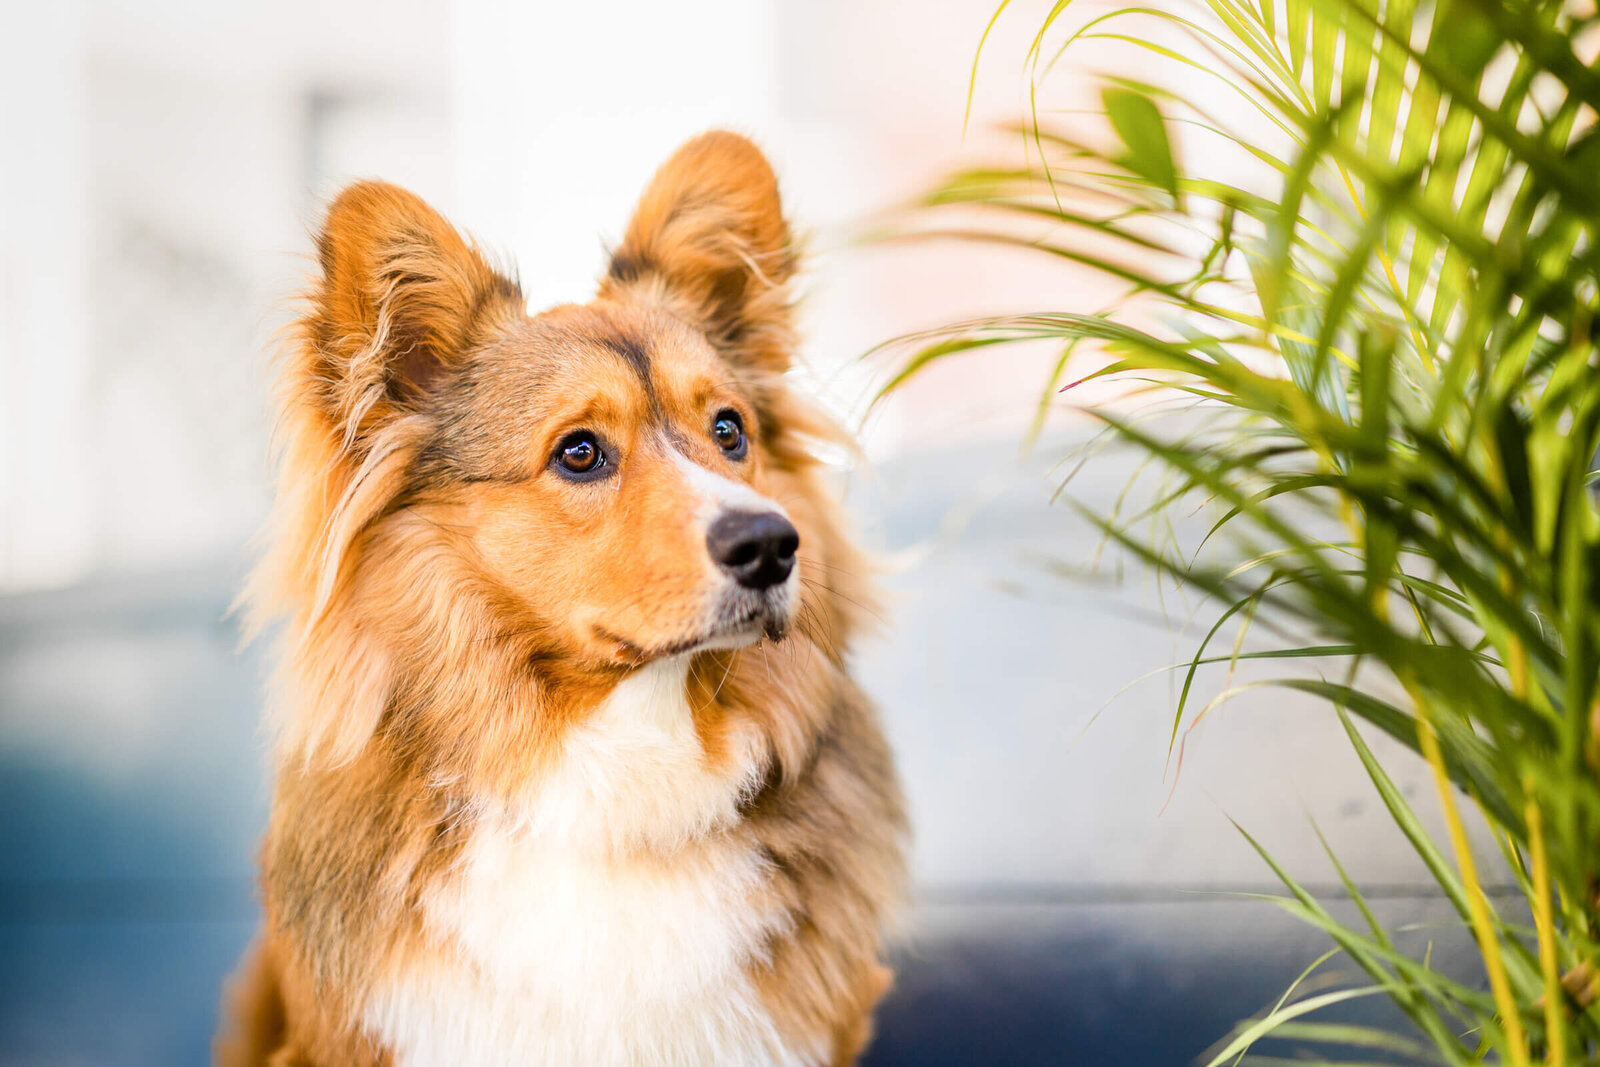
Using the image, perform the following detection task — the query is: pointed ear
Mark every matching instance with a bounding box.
[306,181,521,446]
[601,131,796,372]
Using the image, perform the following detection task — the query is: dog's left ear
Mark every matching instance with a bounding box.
[601,131,795,372]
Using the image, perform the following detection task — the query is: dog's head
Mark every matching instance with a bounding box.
[258,132,859,765]
[425,298,803,663]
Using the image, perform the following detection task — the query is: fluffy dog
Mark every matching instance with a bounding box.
[215,131,906,1066]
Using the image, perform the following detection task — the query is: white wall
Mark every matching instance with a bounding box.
[0,0,1190,586]
[0,0,94,589]
[450,0,778,311]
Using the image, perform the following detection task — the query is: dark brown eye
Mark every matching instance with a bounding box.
[712,410,747,459]
[553,431,606,479]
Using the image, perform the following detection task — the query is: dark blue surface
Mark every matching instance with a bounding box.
[865,895,1465,1066]
[0,889,1469,1066]
[0,917,258,1066]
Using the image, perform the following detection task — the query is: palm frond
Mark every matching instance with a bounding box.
[885,0,1600,1059]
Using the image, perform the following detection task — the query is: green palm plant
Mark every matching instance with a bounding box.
[881,0,1600,1061]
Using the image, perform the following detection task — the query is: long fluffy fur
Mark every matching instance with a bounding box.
[218,132,906,1067]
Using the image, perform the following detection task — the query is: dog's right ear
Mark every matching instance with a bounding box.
[304,182,521,449]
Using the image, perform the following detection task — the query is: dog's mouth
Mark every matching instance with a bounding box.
[594,593,793,665]
[711,600,792,646]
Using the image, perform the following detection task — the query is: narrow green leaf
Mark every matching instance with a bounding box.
[1103,87,1182,205]
[1286,0,1310,78]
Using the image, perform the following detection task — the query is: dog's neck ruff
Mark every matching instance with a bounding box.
[362,657,822,1067]
[507,654,768,854]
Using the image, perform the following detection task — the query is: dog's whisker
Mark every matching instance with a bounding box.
[799,575,885,625]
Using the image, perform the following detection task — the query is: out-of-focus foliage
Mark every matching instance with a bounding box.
[886,0,1600,1061]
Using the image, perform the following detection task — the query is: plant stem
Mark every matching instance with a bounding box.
[1415,687,1530,1065]
[1527,786,1568,1064]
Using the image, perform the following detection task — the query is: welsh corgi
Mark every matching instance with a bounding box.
[215,131,907,1067]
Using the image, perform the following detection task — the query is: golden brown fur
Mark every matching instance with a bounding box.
[217,131,906,1066]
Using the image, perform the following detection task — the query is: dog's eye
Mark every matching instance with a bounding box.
[553,431,606,479]
[712,410,747,459]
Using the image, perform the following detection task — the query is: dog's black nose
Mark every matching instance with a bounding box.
[707,511,799,590]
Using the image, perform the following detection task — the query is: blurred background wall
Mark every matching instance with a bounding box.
[0,2,1489,1064]
[0,0,1112,595]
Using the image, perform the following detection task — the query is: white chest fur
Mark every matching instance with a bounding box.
[361,658,821,1067]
